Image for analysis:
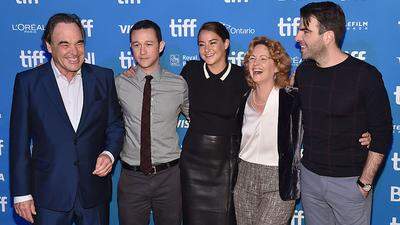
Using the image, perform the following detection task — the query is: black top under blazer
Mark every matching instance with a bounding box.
[234,87,303,201]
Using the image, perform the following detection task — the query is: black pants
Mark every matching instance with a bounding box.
[117,164,182,225]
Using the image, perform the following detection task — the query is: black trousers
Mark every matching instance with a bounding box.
[117,164,182,225]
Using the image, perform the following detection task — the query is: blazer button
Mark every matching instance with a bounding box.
[73,139,77,145]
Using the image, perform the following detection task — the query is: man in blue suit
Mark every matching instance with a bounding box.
[9,13,124,225]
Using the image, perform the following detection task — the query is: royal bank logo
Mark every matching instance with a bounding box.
[0,139,3,156]
[228,51,245,66]
[11,23,45,34]
[0,197,7,213]
[119,51,135,69]
[19,50,46,68]
[119,24,133,34]
[221,22,255,36]
[169,54,199,67]
[278,17,300,37]
[16,0,39,4]
[117,0,141,4]
[224,0,249,3]
[81,19,93,37]
[344,50,366,60]
[291,209,305,225]
[394,86,400,105]
[169,19,197,37]
[346,21,368,31]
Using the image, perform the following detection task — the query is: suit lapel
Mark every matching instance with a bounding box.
[76,63,96,135]
[41,63,75,132]
[278,89,291,155]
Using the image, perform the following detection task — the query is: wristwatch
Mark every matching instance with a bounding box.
[357,178,372,192]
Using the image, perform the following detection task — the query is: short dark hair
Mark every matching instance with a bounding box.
[129,19,162,43]
[198,21,231,57]
[42,13,85,51]
[300,1,346,47]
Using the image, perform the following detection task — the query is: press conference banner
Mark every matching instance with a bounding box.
[0,1,399,224]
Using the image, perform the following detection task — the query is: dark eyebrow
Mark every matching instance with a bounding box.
[57,39,84,45]
[299,28,311,32]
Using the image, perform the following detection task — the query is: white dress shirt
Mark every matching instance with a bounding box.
[14,60,113,204]
[239,87,280,166]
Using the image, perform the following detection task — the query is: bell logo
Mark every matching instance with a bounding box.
[119,51,135,69]
[0,197,7,213]
[81,19,93,37]
[224,0,249,3]
[391,186,400,202]
[117,0,141,4]
[291,210,304,225]
[228,51,245,66]
[392,152,400,171]
[277,17,300,37]
[16,0,38,4]
[394,86,400,105]
[169,19,197,37]
[19,50,46,68]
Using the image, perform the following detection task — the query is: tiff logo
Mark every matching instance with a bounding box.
[81,19,93,37]
[85,52,96,65]
[0,139,3,156]
[224,0,248,2]
[392,152,400,171]
[278,17,300,37]
[391,217,400,225]
[169,19,197,37]
[16,0,38,4]
[19,50,46,68]
[228,51,245,66]
[117,0,141,4]
[119,51,135,69]
[0,197,7,213]
[391,186,400,202]
[291,210,305,225]
[394,86,400,105]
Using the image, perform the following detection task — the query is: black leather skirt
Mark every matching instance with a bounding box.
[180,131,239,225]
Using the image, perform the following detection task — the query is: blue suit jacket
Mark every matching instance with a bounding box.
[10,62,125,211]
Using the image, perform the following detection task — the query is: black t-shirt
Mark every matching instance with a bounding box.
[295,55,392,177]
[181,60,249,136]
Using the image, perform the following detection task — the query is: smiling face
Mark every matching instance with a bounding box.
[295,16,327,61]
[248,44,277,87]
[130,28,165,74]
[46,22,85,77]
[198,30,229,69]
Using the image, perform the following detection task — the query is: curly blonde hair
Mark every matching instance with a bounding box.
[244,36,291,89]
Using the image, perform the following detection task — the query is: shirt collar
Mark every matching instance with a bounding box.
[51,58,82,79]
[136,65,162,82]
[203,62,231,81]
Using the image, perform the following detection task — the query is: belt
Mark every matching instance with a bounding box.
[121,159,179,175]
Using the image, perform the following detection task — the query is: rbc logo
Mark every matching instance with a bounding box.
[228,51,245,66]
[224,0,249,3]
[278,17,300,37]
[345,50,366,60]
[16,0,38,4]
[81,19,93,37]
[169,19,197,37]
[19,50,46,68]
[394,86,400,105]
[170,54,180,67]
[117,0,141,4]
[0,197,7,213]
[119,51,135,69]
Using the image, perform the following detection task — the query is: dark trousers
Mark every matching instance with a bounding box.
[34,194,109,225]
[117,164,182,225]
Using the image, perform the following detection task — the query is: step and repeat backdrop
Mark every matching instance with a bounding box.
[0,0,399,224]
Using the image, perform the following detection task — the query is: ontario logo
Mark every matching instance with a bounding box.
[221,22,255,35]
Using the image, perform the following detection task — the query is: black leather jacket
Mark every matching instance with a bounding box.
[233,87,303,201]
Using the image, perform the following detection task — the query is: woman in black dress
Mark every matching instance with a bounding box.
[180,22,248,225]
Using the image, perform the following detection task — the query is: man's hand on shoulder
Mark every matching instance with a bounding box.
[122,66,136,78]
[93,153,113,177]
[14,199,36,223]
